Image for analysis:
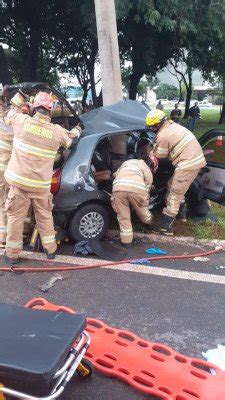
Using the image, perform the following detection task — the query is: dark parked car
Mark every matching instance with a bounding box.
[7,83,225,242]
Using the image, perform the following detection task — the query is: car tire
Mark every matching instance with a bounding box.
[68,203,110,242]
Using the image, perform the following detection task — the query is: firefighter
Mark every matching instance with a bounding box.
[4,88,82,264]
[0,83,14,248]
[111,138,157,247]
[145,109,206,235]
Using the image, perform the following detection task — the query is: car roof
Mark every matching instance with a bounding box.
[80,100,148,136]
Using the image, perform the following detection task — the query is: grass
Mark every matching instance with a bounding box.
[164,106,225,138]
[187,203,225,240]
[115,201,225,242]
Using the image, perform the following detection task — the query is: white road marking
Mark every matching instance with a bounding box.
[0,249,224,285]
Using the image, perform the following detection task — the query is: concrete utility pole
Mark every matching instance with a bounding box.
[94,0,126,159]
[94,0,123,105]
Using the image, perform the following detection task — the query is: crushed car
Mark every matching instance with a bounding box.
[7,83,225,242]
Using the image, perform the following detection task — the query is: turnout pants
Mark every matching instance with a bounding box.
[6,186,57,259]
[0,173,9,243]
[163,168,201,218]
[112,191,152,244]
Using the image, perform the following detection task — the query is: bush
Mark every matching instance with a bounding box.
[155,83,179,101]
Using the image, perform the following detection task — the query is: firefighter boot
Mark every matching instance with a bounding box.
[43,249,56,260]
[4,252,20,266]
[121,242,132,249]
[152,215,175,236]
[177,203,187,222]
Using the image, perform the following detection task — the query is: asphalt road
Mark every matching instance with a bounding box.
[0,238,224,400]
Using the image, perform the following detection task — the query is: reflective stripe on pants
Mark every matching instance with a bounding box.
[6,186,56,258]
[0,174,9,242]
[111,191,152,244]
[163,168,201,218]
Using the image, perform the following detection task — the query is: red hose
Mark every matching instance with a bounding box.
[1,246,224,273]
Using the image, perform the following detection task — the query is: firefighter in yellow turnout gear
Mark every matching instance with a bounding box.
[4,88,81,264]
[111,138,155,247]
[0,84,14,248]
[145,109,206,235]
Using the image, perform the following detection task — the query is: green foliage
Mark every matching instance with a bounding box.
[0,0,225,105]
[0,0,98,103]
[117,1,181,98]
[0,0,69,81]
[155,83,178,100]
[137,80,149,97]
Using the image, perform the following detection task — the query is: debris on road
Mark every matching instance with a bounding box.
[74,239,128,261]
[74,241,94,256]
[202,345,225,373]
[193,256,210,262]
[39,274,63,292]
[145,247,168,255]
[130,258,153,266]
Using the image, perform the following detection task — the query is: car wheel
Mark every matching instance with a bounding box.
[68,203,110,242]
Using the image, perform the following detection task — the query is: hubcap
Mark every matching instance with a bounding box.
[79,211,104,238]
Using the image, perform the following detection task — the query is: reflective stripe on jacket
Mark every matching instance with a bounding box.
[5,109,77,191]
[0,108,14,172]
[154,121,206,170]
[113,159,153,194]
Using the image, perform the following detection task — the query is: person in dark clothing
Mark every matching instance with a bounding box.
[170,103,182,123]
[187,102,201,132]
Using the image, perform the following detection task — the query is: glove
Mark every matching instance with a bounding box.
[11,91,27,107]
[70,125,82,139]
[147,154,158,173]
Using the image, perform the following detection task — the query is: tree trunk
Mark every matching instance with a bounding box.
[178,80,183,103]
[82,86,88,109]
[95,90,103,107]
[219,76,225,124]
[129,71,142,100]
[219,103,225,124]
[0,46,13,84]
[89,63,97,106]
[184,71,192,119]
[184,87,192,118]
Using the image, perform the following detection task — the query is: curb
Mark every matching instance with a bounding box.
[107,230,225,248]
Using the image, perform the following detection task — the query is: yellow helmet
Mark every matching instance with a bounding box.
[146,109,166,126]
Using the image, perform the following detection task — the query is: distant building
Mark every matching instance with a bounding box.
[157,67,205,88]
[64,85,83,99]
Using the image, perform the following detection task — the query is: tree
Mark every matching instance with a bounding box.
[47,0,100,106]
[166,65,184,102]
[0,0,100,105]
[169,1,224,118]
[194,5,225,123]
[117,1,179,99]
[118,0,224,113]
[155,83,178,101]
[0,0,69,82]
[169,57,193,118]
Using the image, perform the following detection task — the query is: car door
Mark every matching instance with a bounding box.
[193,129,225,205]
